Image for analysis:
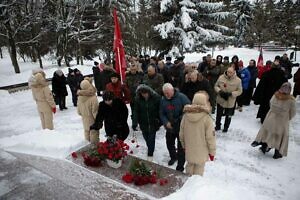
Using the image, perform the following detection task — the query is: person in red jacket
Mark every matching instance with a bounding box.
[258,60,272,79]
[105,73,131,104]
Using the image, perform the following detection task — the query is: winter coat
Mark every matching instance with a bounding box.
[181,79,214,108]
[158,67,170,83]
[168,64,184,89]
[93,66,102,91]
[247,65,258,88]
[67,72,83,92]
[143,73,164,95]
[280,58,293,79]
[220,63,230,75]
[132,85,161,132]
[293,68,300,96]
[238,68,251,90]
[105,81,131,103]
[77,80,99,119]
[125,71,144,99]
[254,92,296,156]
[252,67,287,119]
[52,70,68,97]
[95,98,129,141]
[203,65,221,90]
[214,72,242,108]
[100,67,116,91]
[77,79,99,139]
[160,90,191,132]
[29,72,56,113]
[179,94,216,164]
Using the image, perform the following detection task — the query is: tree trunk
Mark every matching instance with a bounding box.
[8,34,20,73]
[36,47,43,69]
[0,47,3,59]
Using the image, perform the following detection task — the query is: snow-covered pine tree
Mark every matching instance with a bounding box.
[154,0,232,55]
[231,0,254,47]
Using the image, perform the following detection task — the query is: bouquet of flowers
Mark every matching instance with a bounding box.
[122,159,168,186]
[97,135,129,163]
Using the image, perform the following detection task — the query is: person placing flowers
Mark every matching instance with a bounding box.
[179,91,216,176]
[90,91,129,141]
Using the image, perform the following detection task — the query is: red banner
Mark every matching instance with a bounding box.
[257,48,264,69]
[113,8,126,83]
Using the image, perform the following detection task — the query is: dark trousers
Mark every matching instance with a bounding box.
[166,129,185,168]
[57,96,66,110]
[70,89,78,106]
[236,89,247,107]
[243,87,254,106]
[216,104,233,129]
[142,130,156,156]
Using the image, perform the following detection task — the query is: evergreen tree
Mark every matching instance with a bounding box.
[155,0,232,55]
[231,0,254,47]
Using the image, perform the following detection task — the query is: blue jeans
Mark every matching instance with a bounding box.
[142,130,156,156]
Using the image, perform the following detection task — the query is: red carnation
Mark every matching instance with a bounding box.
[122,173,134,183]
[71,152,77,159]
[224,83,227,88]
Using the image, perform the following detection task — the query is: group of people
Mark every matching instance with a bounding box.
[29,51,298,176]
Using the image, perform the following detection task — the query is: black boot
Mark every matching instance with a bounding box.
[251,141,260,147]
[259,143,268,154]
[273,149,282,159]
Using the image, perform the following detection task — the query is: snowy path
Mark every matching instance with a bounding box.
[0,88,300,199]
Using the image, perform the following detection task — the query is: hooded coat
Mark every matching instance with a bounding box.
[254,92,296,156]
[29,71,56,129]
[77,79,99,142]
[132,85,161,133]
[179,93,216,164]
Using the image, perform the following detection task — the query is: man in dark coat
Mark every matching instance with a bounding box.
[92,61,102,96]
[132,84,161,161]
[52,69,68,110]
[143,64,164,95]
[280,53,293,79]
[90,91,129,141]
[293,67,300,98]
[252,58,287,123]
[67,68,83,106]
[160,83,191,172]
[181,70,214,108]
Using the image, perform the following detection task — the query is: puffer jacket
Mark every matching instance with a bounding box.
[214,72,242,108]
[29,72,56,112]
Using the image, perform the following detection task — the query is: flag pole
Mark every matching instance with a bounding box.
[117,47,123,84]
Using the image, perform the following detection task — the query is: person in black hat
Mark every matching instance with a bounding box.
[105,72,131,103]
[165,56,173,69]
[90,91,129,141]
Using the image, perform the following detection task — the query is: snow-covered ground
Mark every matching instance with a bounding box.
[0,47,299,199]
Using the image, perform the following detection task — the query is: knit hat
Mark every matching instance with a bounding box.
[274,55,281,62]
[278,82,291,94]
[110,72,120,79]
[166,56,172,61]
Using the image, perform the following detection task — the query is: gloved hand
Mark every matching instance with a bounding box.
[132,125,138,131]
[52,107,56,114]
[219,91,229,100]
[209,154,214,161]
[90,122,102,130]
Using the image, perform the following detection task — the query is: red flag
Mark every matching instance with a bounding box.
[257,47,264,69]
[113,8,126,83]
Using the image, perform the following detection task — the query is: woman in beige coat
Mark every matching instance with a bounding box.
[179,91,216,176]
[251,82,296,159]
[29,69,56,130]
[77,78,99,144]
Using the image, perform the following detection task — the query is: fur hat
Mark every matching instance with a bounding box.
[278,82,291,94]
